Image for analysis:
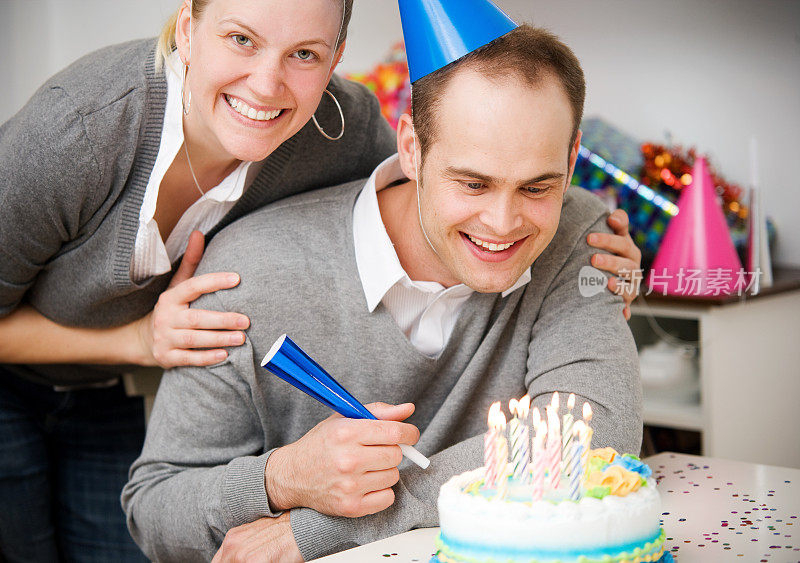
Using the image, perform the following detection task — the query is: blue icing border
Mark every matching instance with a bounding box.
[430,553,673,563]
[439,528,663,561]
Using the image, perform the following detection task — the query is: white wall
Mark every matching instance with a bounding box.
[3,0,177,120]
[3,0,799,266]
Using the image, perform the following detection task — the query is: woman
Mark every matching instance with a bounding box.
[0,0,641,560]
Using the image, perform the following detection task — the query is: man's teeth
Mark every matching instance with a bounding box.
[467,234,515,252]
[225,95,282,121]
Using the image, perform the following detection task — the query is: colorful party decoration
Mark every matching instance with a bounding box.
[345,42,410,129]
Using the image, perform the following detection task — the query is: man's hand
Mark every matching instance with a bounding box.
[212,513,301,563]
[587,209,643,320]
[265,402,419,518]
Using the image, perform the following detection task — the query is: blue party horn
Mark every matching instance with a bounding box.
[261,334,430,469]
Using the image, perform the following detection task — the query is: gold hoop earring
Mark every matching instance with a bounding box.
[311,89,344,141]
[182,63,192,116]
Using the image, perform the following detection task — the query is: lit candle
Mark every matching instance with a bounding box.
[531,420,547,501]
[545,404,562,491]
[567,421,586,500]
[508,396,530,483]
[551,391,560,413]
[561,394,576,479]
[581,403,594,482]
[508,398,520,478]
[484,402,501,488]
[495,409,508,499]
[529,407,541,482]
[582,402,594,450]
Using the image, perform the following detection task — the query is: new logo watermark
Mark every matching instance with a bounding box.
[576,267,763,298]
[578,266,608,298]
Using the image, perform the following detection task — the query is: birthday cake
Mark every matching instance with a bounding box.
[432,395,668,563]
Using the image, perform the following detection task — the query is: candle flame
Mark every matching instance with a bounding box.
[551,391,560,410]
[568,393,575,410]
[496,410,507,429]
[582,402,593,423]
[488,402,507,430]
[573,420,586,437]
[519,394,531,414]
[532,407,541,428]
[509,398,518,416]
[488,401,501,426]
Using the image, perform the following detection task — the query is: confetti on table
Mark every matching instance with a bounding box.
[651,454,799,562]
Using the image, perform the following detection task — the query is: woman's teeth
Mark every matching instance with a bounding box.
[225,95,282,121]
[467,234,516,252]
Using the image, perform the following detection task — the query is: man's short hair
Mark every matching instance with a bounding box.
[411,24,586,160]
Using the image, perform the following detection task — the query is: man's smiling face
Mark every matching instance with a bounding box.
[399,67,581,293]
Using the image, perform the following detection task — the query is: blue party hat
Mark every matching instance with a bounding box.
[261,335,430,468]
[399,0,518,83]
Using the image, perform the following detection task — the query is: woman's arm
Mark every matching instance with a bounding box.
[0,305,148,365]
[0,232,249,368]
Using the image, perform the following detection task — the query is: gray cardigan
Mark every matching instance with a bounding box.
[122,180,642,561]
[0,39,396,386]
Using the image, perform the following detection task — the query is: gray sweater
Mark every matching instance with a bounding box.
[0,39,395,386]
[122,180,642,561]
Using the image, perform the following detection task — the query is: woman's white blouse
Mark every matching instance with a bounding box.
[131,53,257,282]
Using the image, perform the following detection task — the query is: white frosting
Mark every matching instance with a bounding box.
[438,468,662,554]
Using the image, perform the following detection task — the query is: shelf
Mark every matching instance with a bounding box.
[642,395,703,431]
[630,301,706,320]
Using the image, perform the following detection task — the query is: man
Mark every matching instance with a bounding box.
[122,13,641,563]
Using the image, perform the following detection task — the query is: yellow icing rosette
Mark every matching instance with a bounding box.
[589,447,618,463]
[584,464,642,497]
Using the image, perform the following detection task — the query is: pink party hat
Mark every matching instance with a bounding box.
[647,157,744,297]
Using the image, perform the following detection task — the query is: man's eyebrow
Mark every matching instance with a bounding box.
[444,167,497,184]
[445,166,566,186]
[218,17,331,49]
[519,172,567,186]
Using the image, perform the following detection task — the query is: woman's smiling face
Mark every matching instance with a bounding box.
[176,0,344,162]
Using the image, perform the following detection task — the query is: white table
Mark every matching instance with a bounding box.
[313,452,800,562]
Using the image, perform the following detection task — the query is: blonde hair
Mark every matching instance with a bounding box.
[155,0,353,72]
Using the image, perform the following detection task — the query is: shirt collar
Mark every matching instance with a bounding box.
[353,155,408,312]
[353,154,532,312]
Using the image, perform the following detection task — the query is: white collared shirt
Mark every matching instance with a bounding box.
[131,52,259,281]
[353,155,531,357]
